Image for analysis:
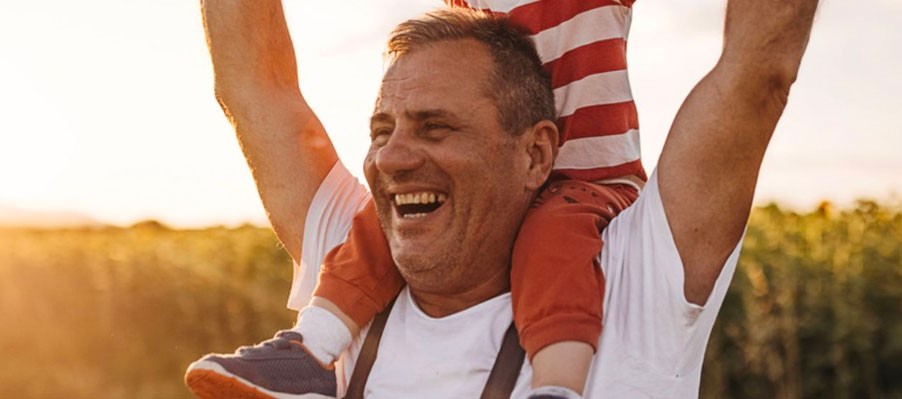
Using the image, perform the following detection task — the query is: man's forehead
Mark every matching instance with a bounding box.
[379,55,467,93]
[372,81,491,122]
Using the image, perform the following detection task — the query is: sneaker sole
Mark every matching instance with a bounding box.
[185,360,335,399]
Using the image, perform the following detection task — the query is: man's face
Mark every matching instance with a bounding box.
[365,39,535,295]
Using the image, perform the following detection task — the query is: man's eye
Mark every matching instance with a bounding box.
[370,128,391,145]
[371,126,392,138]
[425,123,450,131]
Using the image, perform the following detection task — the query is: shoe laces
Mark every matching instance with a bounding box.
[237,330,305,354]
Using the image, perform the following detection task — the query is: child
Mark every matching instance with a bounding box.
[187,1,644,398]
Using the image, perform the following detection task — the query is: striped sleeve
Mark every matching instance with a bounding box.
[444,0,646,182]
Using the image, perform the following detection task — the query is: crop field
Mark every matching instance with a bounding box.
[0,201,899,398]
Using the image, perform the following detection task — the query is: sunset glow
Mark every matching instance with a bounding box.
[1,0,899,227]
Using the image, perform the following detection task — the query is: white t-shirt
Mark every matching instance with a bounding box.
[288,162,741,398]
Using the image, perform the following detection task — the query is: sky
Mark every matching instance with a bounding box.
[0,0,899,227]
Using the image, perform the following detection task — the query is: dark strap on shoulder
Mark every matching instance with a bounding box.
[344,301,524,399]
[343,300,394,399]
[479,322,526,399]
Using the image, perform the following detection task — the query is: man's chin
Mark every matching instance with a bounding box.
[389,230,439,254]
[392,247,430,266]
[392,249,444,277]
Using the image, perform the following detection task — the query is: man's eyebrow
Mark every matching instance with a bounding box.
[370,109,458,126]
[370,113,393,127]
[370,112,394,124]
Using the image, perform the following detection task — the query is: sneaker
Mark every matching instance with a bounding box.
[185,330,337,399]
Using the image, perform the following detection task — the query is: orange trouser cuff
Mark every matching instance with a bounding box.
[519,313,603,359]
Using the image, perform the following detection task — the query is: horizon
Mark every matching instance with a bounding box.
[3,192,900,229]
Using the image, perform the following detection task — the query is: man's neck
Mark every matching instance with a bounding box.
[407,265,511,318]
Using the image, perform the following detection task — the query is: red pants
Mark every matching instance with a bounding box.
[313,179,637,358]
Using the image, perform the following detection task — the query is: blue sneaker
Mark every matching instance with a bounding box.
[185,330,337,399]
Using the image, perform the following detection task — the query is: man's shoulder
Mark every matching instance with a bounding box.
[289,161,370,310]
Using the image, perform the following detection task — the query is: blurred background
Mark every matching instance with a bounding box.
[0,0,899,397]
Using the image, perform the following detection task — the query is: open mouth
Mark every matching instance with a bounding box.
[393,191,448,219]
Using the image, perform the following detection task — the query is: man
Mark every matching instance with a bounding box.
[192,0,818,397]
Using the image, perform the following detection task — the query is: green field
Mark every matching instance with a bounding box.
[1,201,899,398]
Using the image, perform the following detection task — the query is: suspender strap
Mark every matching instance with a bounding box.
[344,301,525,399]
[343,299,394,399]
[479,322,526,399]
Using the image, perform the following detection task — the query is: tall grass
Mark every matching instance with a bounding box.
[0,201,899,398]
[0,223,294,398]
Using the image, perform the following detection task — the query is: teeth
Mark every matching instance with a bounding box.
[393,191,447,206]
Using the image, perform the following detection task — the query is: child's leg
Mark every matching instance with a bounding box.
[186,201,403,399]
[512,180,638,394]
[313,199,404,329]
[297,199,405,364]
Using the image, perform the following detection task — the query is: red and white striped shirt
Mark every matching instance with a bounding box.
[446,0,646,182]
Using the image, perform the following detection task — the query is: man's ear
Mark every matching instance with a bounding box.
[523,119,558,191]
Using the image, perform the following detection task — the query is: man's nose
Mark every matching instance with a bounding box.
[374,130,425,175]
